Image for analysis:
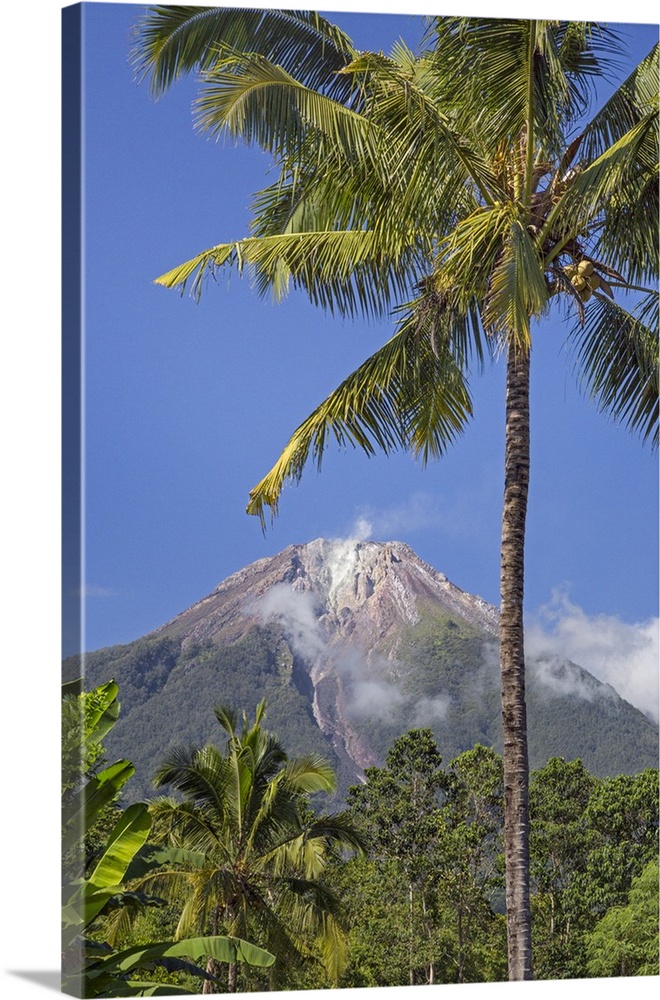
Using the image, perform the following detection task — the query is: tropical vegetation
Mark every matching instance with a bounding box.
[61,680,276,996]
[124,700,365,992]
[63,679,658,992]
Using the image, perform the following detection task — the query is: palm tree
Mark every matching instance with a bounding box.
[132,8,659,980]
[137,701,364,992]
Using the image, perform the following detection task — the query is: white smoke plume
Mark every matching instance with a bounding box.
[248,584,326,661]
[526,589,659,723]
[349,678,406,722]
[347,492,443,542]
[412,694,451,725]
[249,578,449,726]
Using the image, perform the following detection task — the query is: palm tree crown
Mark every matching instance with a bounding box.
[140,701,364,991]
[138,14,657,522]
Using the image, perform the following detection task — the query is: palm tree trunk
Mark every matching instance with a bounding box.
[202,904,227,994]
[408,880,414,986]
[226,902,238,993]
[499,343,533,980]
[202,957,221,995]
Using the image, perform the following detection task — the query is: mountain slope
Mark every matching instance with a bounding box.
[68,539,659,802]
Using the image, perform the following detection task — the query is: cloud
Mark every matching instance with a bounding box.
[349,678,405,722]
[412,694,451,726]
[347,492,443,542]
[526,588,659,723]
[249,584,326,661]
[249,580,423,724]
[529,655,617,707]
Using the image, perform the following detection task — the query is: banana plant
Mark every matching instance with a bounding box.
[62,681,275,996]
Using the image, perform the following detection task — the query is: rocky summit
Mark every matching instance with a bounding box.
[71,539,659,803]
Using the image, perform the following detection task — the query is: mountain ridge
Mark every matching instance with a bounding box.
[71,539,658,802]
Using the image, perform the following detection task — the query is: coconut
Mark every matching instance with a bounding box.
[572,275,587,291]
[577,260,594,276]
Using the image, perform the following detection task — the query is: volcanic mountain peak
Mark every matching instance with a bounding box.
[206,538,499,641]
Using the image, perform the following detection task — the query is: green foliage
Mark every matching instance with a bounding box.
[64,679,658,988]
[79,625,337,804]
[61,681,275,997]
[132,700,364,991]
[62,680,133,885]
[529,758,659,979]
[333,735,658,985]
[339,731,507,984]
[577,769,659,917]
[585,860,660,977]
[62,678,120,795]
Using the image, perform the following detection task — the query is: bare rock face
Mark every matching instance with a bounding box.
[160,538,498,649]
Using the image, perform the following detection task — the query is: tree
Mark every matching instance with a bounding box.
[585,860,659,978]
[132,7,659,979]
[528,757,599,977]
[135,700,364,992]
[345,729,450,986]
[527,759,658,978]
[576,768,659,919]
[342,732,507,984]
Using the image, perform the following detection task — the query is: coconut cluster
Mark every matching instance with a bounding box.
[563,259,601,302]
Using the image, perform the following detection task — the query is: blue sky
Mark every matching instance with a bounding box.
[73,3,658,679]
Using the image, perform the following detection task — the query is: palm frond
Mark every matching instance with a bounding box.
[428,18,624,156]
[246,318,473,525]
[580,42,659,161]
[194,53,377,171]
[241,888,310,986]
[597,166,659,287]
[341,49,503,209]
[399,277,487,373]
[245,141,438,283]
[303,814,368,857]
[483,215,549,347]
[130,6,357,100]
[153,743,229,821]
[316,910,349,985]
[212,703,238,740]
[284,753,337,794]
[541,110,658,276]
[156,228,419,320]
[148,798,228,859]
[434,202,513,309]
[568,291,659,448]
[429,17,533,146]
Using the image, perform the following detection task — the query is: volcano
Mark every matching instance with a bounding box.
[69,539,659,802]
